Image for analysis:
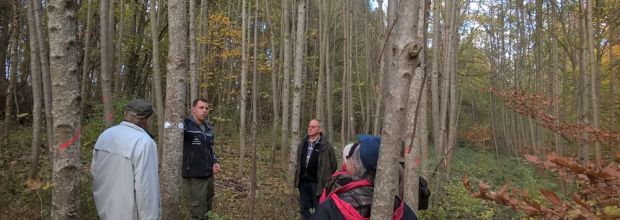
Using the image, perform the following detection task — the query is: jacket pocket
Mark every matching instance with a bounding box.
[187,152,194,172]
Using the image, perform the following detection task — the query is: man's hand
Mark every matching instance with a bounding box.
[213,163,221,174]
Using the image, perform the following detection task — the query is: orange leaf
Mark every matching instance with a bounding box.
[540,189,562,206]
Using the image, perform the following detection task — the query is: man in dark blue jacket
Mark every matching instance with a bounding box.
[182,98,221,220]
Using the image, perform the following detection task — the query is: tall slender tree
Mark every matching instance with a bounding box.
[100,0,115,127]
[249,1,259,217]
[239,0,248,176]
[3,0,19,148]
[371,0,421,218]
[80,0,95,124]
[47,0,81,217]
[264,0,280,165]
[160,0,188,217]
[189,0,198,102]
[372,0,386,135]
[149,0,164,148]
[33,0,53,150]
[403,0,430,210]
[280,0,292,169]
[27,0,43,180]
[287,0,306,195]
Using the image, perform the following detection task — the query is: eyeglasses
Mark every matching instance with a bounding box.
[346,143,359,159]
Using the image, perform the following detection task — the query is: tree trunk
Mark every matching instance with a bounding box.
[324,0,334,143]
[345,0,354,140]
[611,24,616,132]
[585,0,601,165]
[33,0,54,150]
[48,0,82,217]
[578,2,590,163]
[550,3,562,155]
[316,0,325,121]
[81,0,94,125]
[430,0,442,154]
[249,1,259,218]
[239,0,248,176]
[280,0,292,169]
[403,0,429,209]
[287,0,306,194]
[149,0,164,151]
[27,0,43,180]
[341,0,350,144]
[189,0,198,102]
[371,0,421,218]
[264,0,280,165]
[100,0,115,127]
[372,0,386,136]
[113,0,124,96]
[3,0,19,148]
[160,0,188,217]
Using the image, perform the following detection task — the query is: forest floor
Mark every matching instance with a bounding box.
[0,120,567,219]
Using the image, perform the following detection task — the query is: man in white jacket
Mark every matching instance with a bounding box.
[91,99,160,220]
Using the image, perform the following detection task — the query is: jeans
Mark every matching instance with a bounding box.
[298,181,318,220]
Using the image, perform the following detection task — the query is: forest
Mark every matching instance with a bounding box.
[0,0,619,219]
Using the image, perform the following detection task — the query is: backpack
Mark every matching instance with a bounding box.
[418,176,430,210]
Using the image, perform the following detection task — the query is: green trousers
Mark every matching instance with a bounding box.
[183,176,214,220]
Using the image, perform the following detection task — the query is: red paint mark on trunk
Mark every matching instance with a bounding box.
[59,129,80,151]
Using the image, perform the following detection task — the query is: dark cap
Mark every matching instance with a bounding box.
[126,99,155,117]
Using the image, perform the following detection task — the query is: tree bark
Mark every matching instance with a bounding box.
[372,0,389,135]
[239,0,248,176]
[189,0,198,102]
[113,0,124,96]
[249,1,259,217]
[47,0,82,217]
[585,0,601,165]
[287,0,306,194]
[3,0,19,148]
[80,0,94,125]
[280,0,292,169]
[160,0,188,217]
[430,0,442,150]
[371,0,421,218]
[27,0,44,180]
[316,0,325,121]
[100,0,115,127]
[33,0,54,150]
[324,0,334,143]
[149,0,164,150]
[403,0,429,209]
[264,0,280,165]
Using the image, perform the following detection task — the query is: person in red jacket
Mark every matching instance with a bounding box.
[313,135,418,220]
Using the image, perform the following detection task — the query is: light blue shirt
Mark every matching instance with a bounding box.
[91,121,160,220]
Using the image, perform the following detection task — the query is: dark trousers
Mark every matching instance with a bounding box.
[183,176,214,220]
[298,181,318,220]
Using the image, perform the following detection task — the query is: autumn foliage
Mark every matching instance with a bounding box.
[464,152,620,219]
[488,88,620,145]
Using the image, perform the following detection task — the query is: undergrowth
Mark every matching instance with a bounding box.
[0,102,568,219]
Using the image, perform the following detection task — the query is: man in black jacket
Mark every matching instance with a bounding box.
[294,119,338,219]
[182,98,221,220]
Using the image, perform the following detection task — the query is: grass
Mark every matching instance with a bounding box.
[423,142,568,219]
[1,114,569,219]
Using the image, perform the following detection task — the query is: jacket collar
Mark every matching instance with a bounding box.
[120,121,147,134]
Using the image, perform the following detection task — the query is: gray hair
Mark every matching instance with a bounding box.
[348,146,374,180]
